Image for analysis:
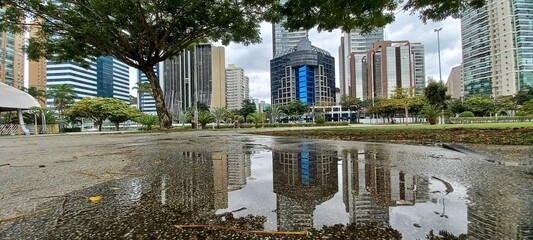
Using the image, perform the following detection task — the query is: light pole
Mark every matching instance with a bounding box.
[434,27,443,82]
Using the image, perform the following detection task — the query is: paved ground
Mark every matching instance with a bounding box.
[0,130,531,239]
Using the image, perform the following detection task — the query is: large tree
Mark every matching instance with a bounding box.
[1,0,486,129]
[424,80,448,107]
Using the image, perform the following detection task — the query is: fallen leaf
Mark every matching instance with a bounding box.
[89,196,103,202]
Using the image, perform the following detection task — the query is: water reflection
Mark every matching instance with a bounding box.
[2,138,532,239]
[272,142,338,231]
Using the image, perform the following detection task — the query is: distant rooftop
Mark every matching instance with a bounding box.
[274,38,331,58]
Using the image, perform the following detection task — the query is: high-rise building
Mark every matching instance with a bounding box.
[225,64,250,110]
[163,43,225,120]
[46,57,130,107]
[28,20,47,107]
[270,38,336,106]
[0,12,25,89]
[339,29,384,98]
[363,41,416,100]
[461,0,533,98]
[271,0,308,57]
[446,65,464,99]
[411,42,426,94]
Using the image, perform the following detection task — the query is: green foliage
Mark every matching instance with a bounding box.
[464,96,494,116]
[424,80,448,107]
[24,86,46,104]
[408,95,428,117]
[340,95,361,110]
[132,82,152,110]
[420,104,441,124]
[449,100,469,114]
[513,85,533,105]
[136,114,159,131]
[239,99,257,121]
[66,97,133,131]
[459,111,475,118]
[211,107,227,128]
[280,100,311,121]
[314,114,326,125]
[269,105,284,123]
[517,100,533,116]
[197,111,215,129]
[248,112,266,128]
[368,98,403,121]
[48,84,76,115]
[108,106,142,131]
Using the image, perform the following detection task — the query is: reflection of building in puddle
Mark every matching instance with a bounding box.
[119,152,231,216]
[342,146,429,228]
[468,193,533,239]
[272,143,338,231]
[227,152,251,191]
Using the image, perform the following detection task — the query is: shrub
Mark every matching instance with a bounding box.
[136,114,159,130]
[459,111,475,117]
[314,114,326,125]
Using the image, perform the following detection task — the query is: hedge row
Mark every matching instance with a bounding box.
[449,116,533,124]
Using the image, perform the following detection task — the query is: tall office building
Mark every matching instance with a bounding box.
[461,0,533,98]
[46,57,130,107]
[28,20,47,106]
[163,43,225,120]
[446,65,464,99]
[411,42,426,94]
[271,0,308,57]
[225,64,250,110]
[339,29,384,98]
[270,38,336,106]
[0,11,25,89]
[363,41,416,100]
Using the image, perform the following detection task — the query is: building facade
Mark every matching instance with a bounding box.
[225,64,250,110]
[411,42,426,94]
[461,0,533,98]
[0,14,25,89]
[363,41,416,100]
[270,38,336,106]
[271,0,308,57]
[163,43,225,121]
[28,21,47,107]
[339,29,384,98]
[446,65,464,99]
[46,57,130,107]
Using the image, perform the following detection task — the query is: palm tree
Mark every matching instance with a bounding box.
[47,84,76,115]
[249,112,266,128]
[211,107,227,128]
[132,82,152,112]
[24,86,46,105]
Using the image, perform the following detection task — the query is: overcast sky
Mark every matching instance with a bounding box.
[219,12,463,103]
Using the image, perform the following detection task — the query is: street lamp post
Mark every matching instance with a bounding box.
[434,27,443,82]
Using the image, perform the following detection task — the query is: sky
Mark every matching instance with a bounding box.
[129,11,464,103]
[219,12,463,103]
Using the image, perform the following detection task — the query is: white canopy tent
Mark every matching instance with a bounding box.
[0,82,45,135]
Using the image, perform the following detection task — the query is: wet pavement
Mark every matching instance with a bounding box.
[0,132,532,239]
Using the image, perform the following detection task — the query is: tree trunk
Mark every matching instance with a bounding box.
[142,67,172,129]
[115,122,120,131]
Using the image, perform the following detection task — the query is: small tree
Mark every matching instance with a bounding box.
[340,95,361,123]
[249,112,266,128]
[132,82,152,111]
[198,111,215,129]
[420,105,441,125]
[211,107,227,128]
[136,114,159,131]
[314,114,326,125]
[66,97,110,131]
[424,80,448,107]
[517,100,533,116]
[239,99,257,122]
[270,105,284,123]
[109,106,142,131]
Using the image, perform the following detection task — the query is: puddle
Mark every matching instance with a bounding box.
[1,139,532,239]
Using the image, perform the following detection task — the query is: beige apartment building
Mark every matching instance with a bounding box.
[0,28,25,89]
